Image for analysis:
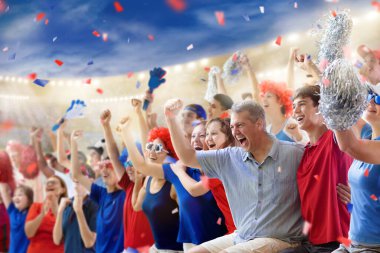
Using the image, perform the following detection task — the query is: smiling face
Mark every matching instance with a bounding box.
[45,176,66,198]
[359,54,380,85]
[99,163,118,187]
[89,150,101,167]
[363,97,380,126]
[261,92,283,117]
[12,187,30,211]
[292,97,323,132]
[208,99,224,119]
[206,121,228,150]
[146,138,168,164]
[191,124,206,151]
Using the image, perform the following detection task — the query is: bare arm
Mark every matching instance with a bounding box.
[71,131,92,191]
[0,183,11,209]
[131,173,147,211]
[74,197,96,248]
[172,163,208,197]
[31,128,54,178]
[334,129,380,164]
[25,204,46,238]
[239,55,261,103]
[287,48,297,91]
[53,198,71,245]
[57,125,71,169]
[132,99,149,149]
[164,99,201,169]
[215,71,227,95]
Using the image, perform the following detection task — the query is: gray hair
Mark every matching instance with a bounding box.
[231,100,266,125]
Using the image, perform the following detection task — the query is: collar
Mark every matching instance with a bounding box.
[242,135,279,162]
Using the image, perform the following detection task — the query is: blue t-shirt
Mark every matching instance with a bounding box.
[349,143,380,244]
[361,123,372,140]
[7,203,29,253]
[62,197,98,253]
[276,129,294,142]
[163,164,227,244]
[90,183,125,253]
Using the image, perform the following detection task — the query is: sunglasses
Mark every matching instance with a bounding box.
[367,91,380,105]
[124,160,133,168]
[145,142,169,154]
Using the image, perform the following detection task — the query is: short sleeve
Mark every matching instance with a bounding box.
[162,164,177,184]
[26,203,42,222]
[196,148,231,178]
[118,171,131,190]
[90,183,105,204]
[7,202,16,215]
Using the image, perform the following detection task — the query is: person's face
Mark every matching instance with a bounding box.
[45,177,65,198]
[125,160,135,182]
[230,111,263,152]
[89,150,101,167]
[261,92,282,116]
[181,110,197,136]
[191,124,206,151]
[99,165,118,186]
[146,138,168,164]
[363,95,380,126]
[208,99,224,119]
[292,97,323,132]
[206,122,228,150]
[47,157,58,169]
[360,55,380,84]
[12,188,29,211]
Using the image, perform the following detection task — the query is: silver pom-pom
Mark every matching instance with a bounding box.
[204,66,221,102]
[317,10,352,64]
[222,51,244,83]
[319,59,368,130]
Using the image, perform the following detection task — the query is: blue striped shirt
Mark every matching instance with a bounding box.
[196,137,305,244]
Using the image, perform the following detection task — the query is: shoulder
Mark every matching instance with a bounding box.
[277,139,304,153]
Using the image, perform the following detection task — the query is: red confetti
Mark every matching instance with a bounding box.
[204,67,210,72]
[0,120,14,131]
[54,59,64,66]
[275,36,282,46]
[337,236,351,247]
[215,11,225,26]
[127,72,134,78]
[96,88,103,94]
[92,31,101,37]
[313,175,320,182]
[216,217,222,225]
[232,53,238,62]
[364,168,369,177]
[322,78,330,86]
[200,175,210,190]
[319,59,329,71]
[370,194,378,201]
[45,19,49,25]
[220,112,229,119]
[148,34,155,41]
[166,0,187,12]
[84,78,91,84]
[36,12,46,22]
[27,73,37,80]
[331,10,337,17]
[113,1,124,12]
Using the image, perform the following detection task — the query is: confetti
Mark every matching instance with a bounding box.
[88,60,94,65]
[275,36,282,46]
[319,58,329,72]
[166,0,187,12]
[354,60,363,69]
[364,168,369,177]
[33,79,49,87]
[0,0,9,13]
[2,47,9,52]
[8,53,16,60]
[337,236,351,247]
[331,10,337,17]
[35,12,46,22]
[54,59,64,66]
[52,36,58,42]
[187,44,194,51]
[215,11,225,26]
[136,81,141,89]
[231,69,239,75]
[96,88,103,94]
[259,6,265,13]
[148,34,155,41]
[102,33,108,42]
[313,175,320,182]
[346,202,353,213]
[113,1,124,12]
[322,78,330,86]
[204,67,210,72]
[370,194,378,201]
[242,14,250,21]
[216,217,222,225]
[45,19,49,25]
[302,221,312,235]
[84,78,91,84]
[200,175,210,190]
[92,30,101,37]
[232,53,238,62]
[294,2,298,8]
[27,73,37,80]
[127,72,134,78]
[171,208,178,214]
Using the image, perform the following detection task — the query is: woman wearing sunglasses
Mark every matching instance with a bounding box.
[118,116,227,252]
[332,89,380,253]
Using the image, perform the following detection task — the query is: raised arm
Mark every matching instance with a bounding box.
[57,122,71,169]
[100,109,125,181]
[73,194,96,248]
[132,99,149,149]
[215,71,228,95]
[239,55,261,103]
[31,128,54,178]
[70,130,92,191]
[172,162,208,197]
[117,117,164,179]
[0,183,11,208]
[164,99,201,169]
[53,198,71,245]
[334,128,380,164]
[131,171,147,211]
[287,48,298,91]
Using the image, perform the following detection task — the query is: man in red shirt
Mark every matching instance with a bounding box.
[281,85,352,253]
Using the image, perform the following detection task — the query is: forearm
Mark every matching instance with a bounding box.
[25,212,44,238]
[176,170,208,197]
[287,55,295,90]
[131,179,143,211]
[57,129,71,168]
[216,75,227,95]
[102,124,124,179]
[136,110,149,148]
[76,209,96,248]
[0,183,11,208]
[71,140,92,191]
[53,211,64,245]
[35,140,54,178]
[246,67,261,103]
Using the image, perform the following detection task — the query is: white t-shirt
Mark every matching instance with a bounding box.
[54,170,75,198]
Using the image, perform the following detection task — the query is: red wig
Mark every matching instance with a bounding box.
[259,80,293,117]
[147,127,178,160]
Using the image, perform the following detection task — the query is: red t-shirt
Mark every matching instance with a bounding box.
[26,203,64,253]
[118,172,154,249]
[297,130,352,245]
[208,179,236,234]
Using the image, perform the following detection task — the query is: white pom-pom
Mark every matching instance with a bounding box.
[222,51,244,84]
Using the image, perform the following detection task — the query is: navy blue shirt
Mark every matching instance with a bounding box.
[62,197,98,253]
[7,203,29,253]
[142,177,182,251]
[90,183,125,253]
[163,164,227,244]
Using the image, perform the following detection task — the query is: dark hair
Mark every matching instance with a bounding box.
[50,175,68,200]
[15,185,34,209]
[241,92,253,100]
[206,118,235,148]
[213,94,234,110]
[293,85,321,106]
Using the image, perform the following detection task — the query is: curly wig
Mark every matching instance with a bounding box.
[147,127,178,160]
[259,80,293,117]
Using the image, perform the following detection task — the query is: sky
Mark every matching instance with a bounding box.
[0,0,373,78]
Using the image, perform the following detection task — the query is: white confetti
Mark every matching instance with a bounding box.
[186,44,194,51]
[171,208,178,214]
[294,2,298,8]
[52,36,58,42]
[2,47,9,52]
[242,14,250,21]
[259,6,264,14]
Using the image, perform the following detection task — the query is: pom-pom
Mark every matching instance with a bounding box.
[204,66,220,102]
[0,151,14,184]
[222,51,244,83]
[317,10,353,65]
[319,59,368,130]
[19,145,39,179]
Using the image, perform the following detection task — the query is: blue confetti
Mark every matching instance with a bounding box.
[87,60,94,65]
[231,69,239,75]
[33,79,49,87]
[354,60,363,69]
[347,202,353,213]
[136,81,141,89]
[8,53,16,60]
[242,15,250,22]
